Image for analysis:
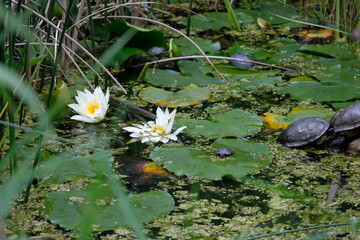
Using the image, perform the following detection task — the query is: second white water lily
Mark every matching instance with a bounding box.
[68,86,110,123]
[123,107,187,143]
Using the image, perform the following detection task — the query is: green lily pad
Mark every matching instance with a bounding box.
[316,58,360,69]
[314,67,360,86]
[176,109,263,139]
[145,61,222,88]
[174,38,221,55]
[276,81,360,103]
[229,71,282,91]
[297,44,358,60]
[139,84,211,107]
[44,190,174,231]
[150,138,273,179]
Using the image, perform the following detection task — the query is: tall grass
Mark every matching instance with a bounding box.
[0,0,147,238]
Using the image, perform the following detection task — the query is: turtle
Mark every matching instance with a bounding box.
[330,102,360,136]
[325,102,360,151]
[278,117,330,147]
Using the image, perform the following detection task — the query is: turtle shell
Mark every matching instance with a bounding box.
[278,117,330,147]
[331,102,360,133]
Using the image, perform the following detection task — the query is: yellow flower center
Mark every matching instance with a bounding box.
[152,125,165,134]
[85,101,100,115]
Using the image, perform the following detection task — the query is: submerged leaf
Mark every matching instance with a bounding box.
[150,138,273,179]
[139,84,211,107]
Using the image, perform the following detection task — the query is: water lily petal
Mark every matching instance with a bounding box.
[71,115,98,123]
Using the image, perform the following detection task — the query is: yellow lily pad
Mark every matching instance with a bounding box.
[260,106,335,130]
[139,84,211,107]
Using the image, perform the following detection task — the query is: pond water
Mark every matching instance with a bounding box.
[2,0,360,239]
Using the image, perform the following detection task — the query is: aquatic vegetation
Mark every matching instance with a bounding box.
[150,138,273,179]
[139,84,211,107]
[123,107,187,143]
[1,0,360,239]
[177,109,263,139]
[68,87,110,123]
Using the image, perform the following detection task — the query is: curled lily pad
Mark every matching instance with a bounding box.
[261,106,335,130]
[145,61,222,88]
[150,138,273,180]
[44,190,174,231]
[176,109,263,139]
[139,84,211,107]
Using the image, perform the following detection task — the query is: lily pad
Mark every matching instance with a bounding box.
[176,109,263,139]
[139,84,211,107]
[261,106,335,130]
[229,71,282,91]
[44,190,174,231]
[276,82,360,103]
[297,44,358,60]
[145,61,222,88]
[314,67,360,86]
[150,138,273,179]
[174,38,221,55]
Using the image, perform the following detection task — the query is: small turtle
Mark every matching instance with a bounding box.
[216,147,234,158]
[330,102,360,136]
[278,117,330,147]
[229,53,256,69]
[325,102,360,151]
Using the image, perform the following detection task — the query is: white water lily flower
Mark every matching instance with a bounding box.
[123,107,187,143]
[68,86,110,123]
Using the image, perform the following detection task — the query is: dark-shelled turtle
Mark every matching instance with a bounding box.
[229,53,256,68]
[324,102,360,151]
[330,102,360,136]
[278,117,330,147]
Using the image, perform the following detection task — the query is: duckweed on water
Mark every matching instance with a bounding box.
[2,0,360,239]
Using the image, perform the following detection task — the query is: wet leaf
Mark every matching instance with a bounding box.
[145,61,222,87]
[150,138,273,179]
[261,106,335,130]
[44,190,174,231]
[176,109,263,139]
[139,84,211,107]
